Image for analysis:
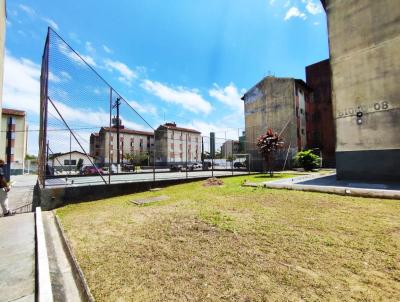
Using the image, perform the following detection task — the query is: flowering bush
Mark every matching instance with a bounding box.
[256,129,284,175]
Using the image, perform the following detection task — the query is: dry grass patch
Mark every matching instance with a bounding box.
[57,175,400,301]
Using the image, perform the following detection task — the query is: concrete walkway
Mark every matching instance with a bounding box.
[0,213,35,302]
[9,175,37,213]
[255,173,400,199]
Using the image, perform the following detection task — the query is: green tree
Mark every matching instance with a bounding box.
[76,158,84,171]
[293,150,321,171]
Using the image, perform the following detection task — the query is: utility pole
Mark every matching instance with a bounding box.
[113,97,121,173]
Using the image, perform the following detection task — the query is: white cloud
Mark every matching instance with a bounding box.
[128,100,157,116]
[103,45,112,54]
[68,32,81,44]
[3,52,40,114]
[104,59,137,86]
[141,80,212,114]
[284,6,307,20]
[42,17,59,30]
[209,83,245,114]
[305,0,323,15]
[19,4,36,17]
[269,0,276,5]
[85,41,95,53]
[80,55,97,67]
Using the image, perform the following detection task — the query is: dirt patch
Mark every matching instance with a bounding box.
[203,177,224,187]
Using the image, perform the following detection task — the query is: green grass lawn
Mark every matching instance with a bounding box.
[57,175,400,301]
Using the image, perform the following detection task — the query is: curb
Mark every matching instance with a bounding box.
[35,207,54,302]
[244,182,400,200]
[53,213,95,302]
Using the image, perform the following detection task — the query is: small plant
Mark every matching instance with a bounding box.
[293,150,321,171]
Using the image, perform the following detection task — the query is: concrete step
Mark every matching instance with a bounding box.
[42,211,83,302]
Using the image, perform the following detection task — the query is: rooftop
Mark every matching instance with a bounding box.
[2,108,26,117]
[158,122,201,134]
[101,127,154,136]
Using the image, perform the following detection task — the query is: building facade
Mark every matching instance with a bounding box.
[90,124,154,165]
[49,151,94,173]
[0,108,28,175]
[242,77,312,171]
[155,122,201,165]
[305,59,336,167]
[221,140,240,157]
[321,0,400,181]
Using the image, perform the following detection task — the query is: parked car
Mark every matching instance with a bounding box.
[234,162,247,169]
[188,162,202,171]
[170,164,183,172]
[80,166,104,175]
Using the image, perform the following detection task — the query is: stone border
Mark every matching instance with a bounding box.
[244,182,400,200]
[54,213,95,302]
[35,207,54,302]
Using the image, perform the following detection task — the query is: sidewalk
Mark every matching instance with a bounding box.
[0,213,35,302]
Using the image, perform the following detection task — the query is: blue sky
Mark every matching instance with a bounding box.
[3,0,328,154]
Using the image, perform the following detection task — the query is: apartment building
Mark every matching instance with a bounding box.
[305,59,335,167]
[321,0,400,181]
[241,77,312,170]
[155,122,201,165]
[0,108,28,174]
[221,140,240,157]
[90,119,154,165]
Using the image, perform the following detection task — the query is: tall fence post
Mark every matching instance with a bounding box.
[108,88,112,184]
[185,133,188,179]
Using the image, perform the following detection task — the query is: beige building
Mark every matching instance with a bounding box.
[221,140,240,157]
[0,108,28,174]
[90,125,154,165]
[155,122,201,165]
[241,77,311,170]
[321,0,400,181]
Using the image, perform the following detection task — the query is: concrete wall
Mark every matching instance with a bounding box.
[324,0,400,180]
[38,176,234,210]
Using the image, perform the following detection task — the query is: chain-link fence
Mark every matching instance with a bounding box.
[38,28,252,188]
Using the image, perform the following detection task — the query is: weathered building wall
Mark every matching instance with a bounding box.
[306,59,336,167]
[324,0,400,181]
[243,77,298,171]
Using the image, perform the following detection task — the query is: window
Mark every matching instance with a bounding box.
[171,143,174,149]
[171,131,174,139]
[64,159,77,165]
[301,129,305,135]
[180,144,183,150]
[300,108,304,114]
